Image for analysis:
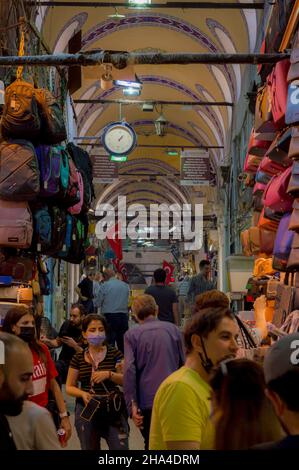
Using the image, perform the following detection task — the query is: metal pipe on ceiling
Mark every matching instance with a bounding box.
[0,52,289,67]
[74,99,234,107]
[77,142,224,149]
[26,2,266,10]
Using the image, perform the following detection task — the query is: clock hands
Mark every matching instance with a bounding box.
[118,135,124,142]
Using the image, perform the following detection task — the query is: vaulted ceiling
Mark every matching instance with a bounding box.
[37,1,261,213]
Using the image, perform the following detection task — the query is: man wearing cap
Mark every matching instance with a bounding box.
[254,333,299,449]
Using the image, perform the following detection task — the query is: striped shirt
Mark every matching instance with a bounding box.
[70,346,123,396]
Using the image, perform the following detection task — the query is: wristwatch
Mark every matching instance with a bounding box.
[59,411,70,419]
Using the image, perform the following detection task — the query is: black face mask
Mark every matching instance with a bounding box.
[19,326,35,343]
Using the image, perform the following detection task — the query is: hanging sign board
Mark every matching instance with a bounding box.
[91,148,118,184]
[180,149,210,186]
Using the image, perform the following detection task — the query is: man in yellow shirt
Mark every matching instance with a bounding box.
[149,306,239,450]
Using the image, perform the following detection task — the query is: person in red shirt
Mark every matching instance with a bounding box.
[2,306,71,445]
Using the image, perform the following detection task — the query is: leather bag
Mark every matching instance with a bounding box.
[288,199,299,231]
[272,213,294,271]
[287,161,299,196]
[260,229,276,254]
[255,84,276,134]
[265,128,292,165]
[0,140,40,201]
[267,59,290,128]
[263,166,294,213]
[288,126,299,160]
[286,232,299,272]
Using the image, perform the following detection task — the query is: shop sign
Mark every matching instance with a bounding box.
[180,149,210,186]
[92,148,118,184]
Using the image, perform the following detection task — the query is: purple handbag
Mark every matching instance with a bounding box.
[263,166,294,213]
[272,213,295,271]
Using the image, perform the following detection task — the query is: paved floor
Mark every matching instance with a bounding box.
[65,393,144,450]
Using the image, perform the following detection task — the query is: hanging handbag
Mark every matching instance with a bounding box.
[260,229,276,255]
[243,153,262,174]
[248,226,261,254]
[267,59,290,129]
[258,208,279,232]
[255,170,272,185]
[272,213,294,272]
[241,230,252,256]
[265,128,292,165]
[247,128,271,156]
[258,156,287,176]
[287,29,299,83]
[263,166,294,213]
[287,161,299,196]
[285,82,299,125]
[254,84,276,134]
[273,273,296,327]
[286,232,299,272]
[288,199,299,231]
[288,126,299,160]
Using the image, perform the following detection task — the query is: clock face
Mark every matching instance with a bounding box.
[103,122,137,155]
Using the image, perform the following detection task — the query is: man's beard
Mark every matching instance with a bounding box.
[0,382,28,416]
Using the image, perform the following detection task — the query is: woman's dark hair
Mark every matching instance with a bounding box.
[184,307,234,355]
[2,306,46,361]
[82,313,108,333]
[209,359,282,450]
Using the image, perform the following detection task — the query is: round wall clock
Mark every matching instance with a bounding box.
[102,121,137,156]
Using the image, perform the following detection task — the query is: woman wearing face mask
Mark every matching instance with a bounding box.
[66,313,128,450]
[2,306,72,445]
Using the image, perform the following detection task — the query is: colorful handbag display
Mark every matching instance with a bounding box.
[254,84,276,134]
[243,152,262,173]
[263,166,294,213]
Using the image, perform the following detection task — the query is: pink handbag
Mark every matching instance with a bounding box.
[247,128,270,156]
[263,166,294,213]
[253,182,267,195]
[267,59,290,129]
[68,170,84,215]
[0,200,33,248]
[258,156,287,176]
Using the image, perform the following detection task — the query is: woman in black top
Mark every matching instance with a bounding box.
[66,314,128,450]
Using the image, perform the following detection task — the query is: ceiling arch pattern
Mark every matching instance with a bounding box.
[81,14,237,100]
[38,2,260,212]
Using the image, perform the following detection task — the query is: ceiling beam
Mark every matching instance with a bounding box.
[26,2,266,10]
[0,52,289,67]
[74,99,234,107]
[77,142,224,149]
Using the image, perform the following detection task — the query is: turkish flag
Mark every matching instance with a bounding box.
[112,258,128,282]
[107,223,123,260]
[163,260,174,285]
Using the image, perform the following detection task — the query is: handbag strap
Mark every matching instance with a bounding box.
[235,314,257,349]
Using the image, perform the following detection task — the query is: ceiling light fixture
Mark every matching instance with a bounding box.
[123,87,141,96]
[114,74,142,89]
[155,106,168,137]
[100,64,113,90]
[128,0,151,7]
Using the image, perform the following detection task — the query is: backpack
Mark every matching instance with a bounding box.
[36,145,61,198]
[32,206,52,253]
[68,168,84,214]
[0,200,33,249]
[61,217,85,264]
[57,214,73,258]
[58,146,70,199]
[63,156,81,208]
[1,80,41,140]
[0,140,40,201]
[66,143,95,212]
[35,88,67,144]
[47,206,67,255]
[0,250,34,281]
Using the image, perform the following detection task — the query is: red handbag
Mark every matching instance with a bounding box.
[263,166,294,213]
[247,128,270,156]
[243,152,262,174]
[259,228,276,255]
[253,182,266,196]
[258,208,279,232]
[267,59,290,129]
[258,156,286,176]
